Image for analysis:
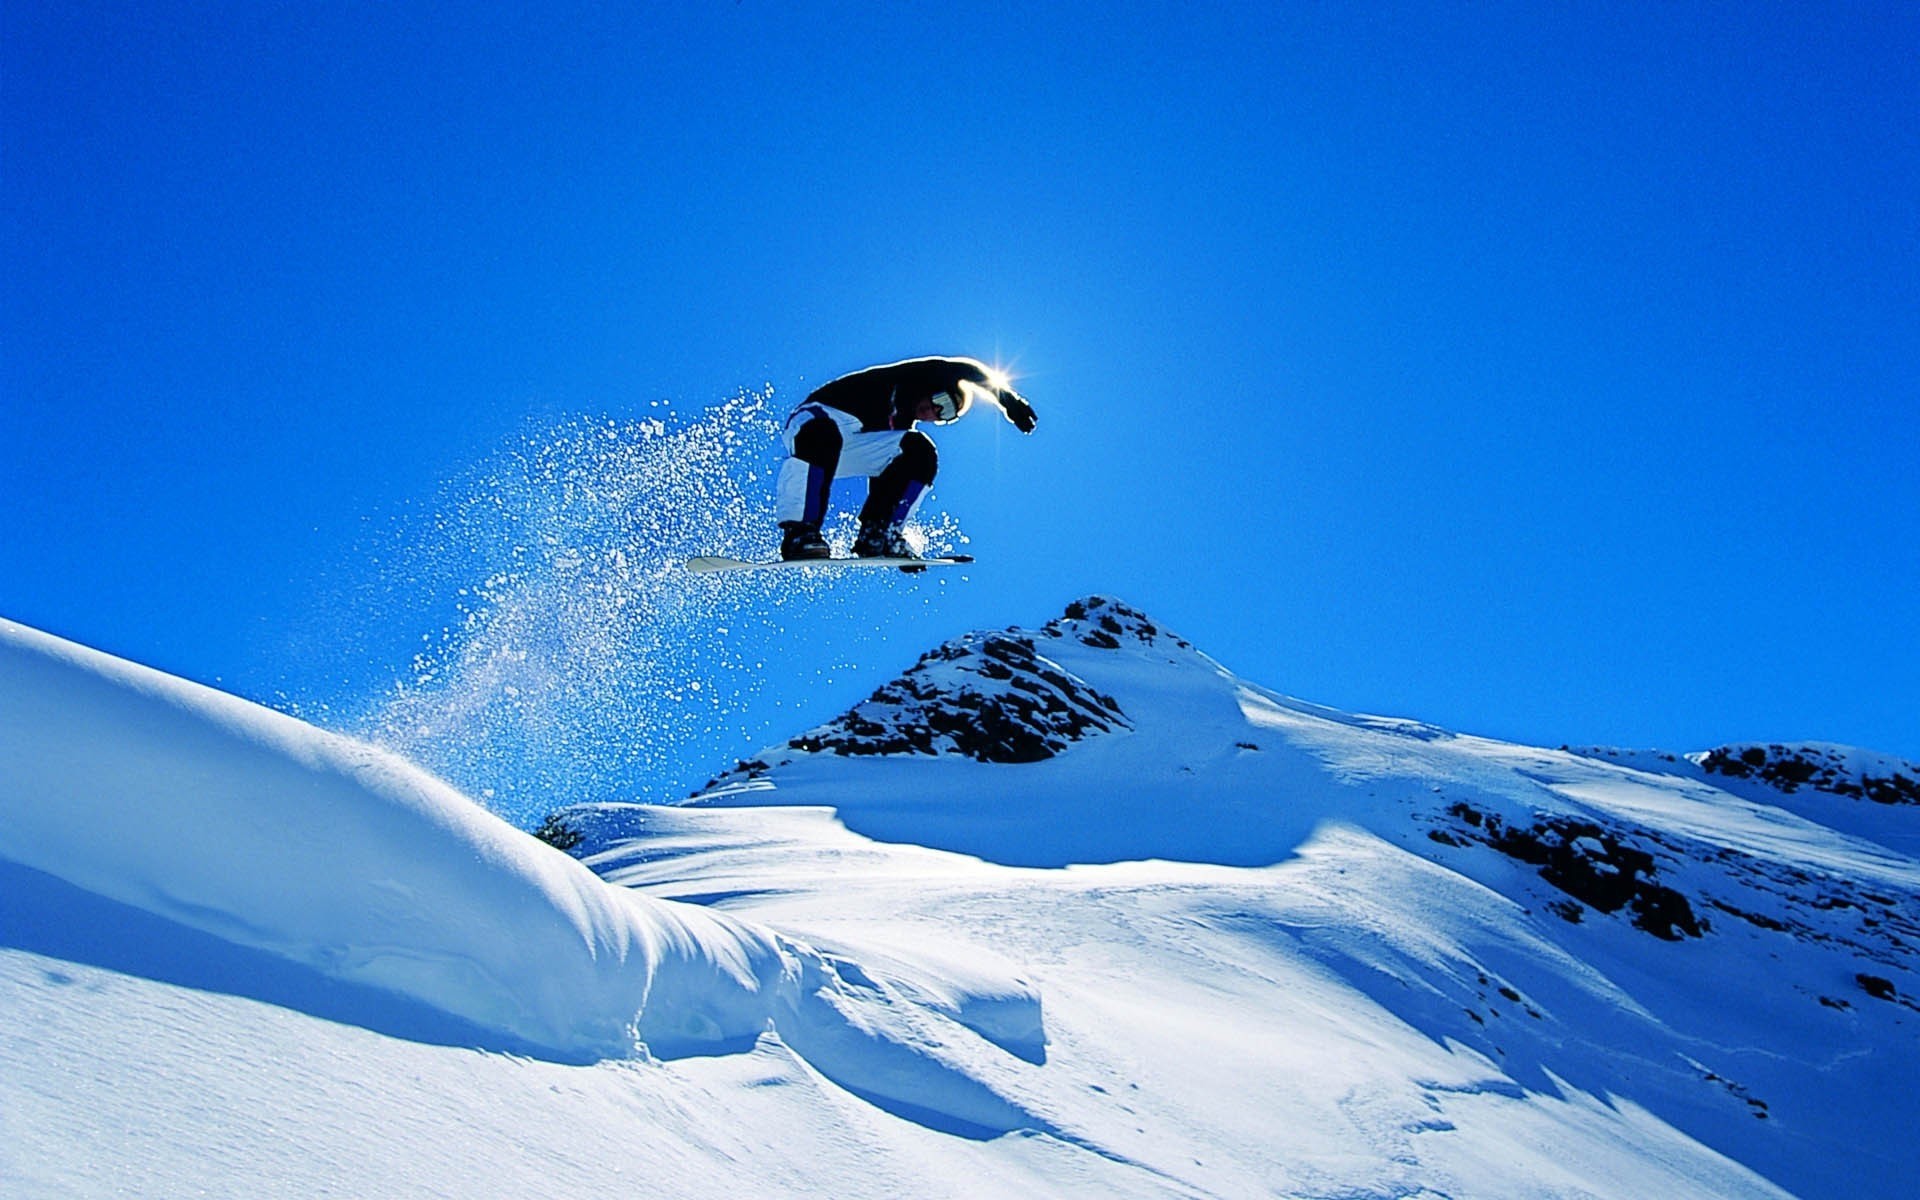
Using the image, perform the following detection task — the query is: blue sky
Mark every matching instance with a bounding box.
[5,2,1918,808]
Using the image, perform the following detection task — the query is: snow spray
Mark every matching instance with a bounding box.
[321,388,962,829]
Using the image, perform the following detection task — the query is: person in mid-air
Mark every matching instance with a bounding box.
[775,355,1038,561]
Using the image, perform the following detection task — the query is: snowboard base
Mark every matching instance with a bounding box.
[684,553,973,575]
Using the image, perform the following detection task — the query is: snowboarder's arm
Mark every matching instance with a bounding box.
[817,357,1035,432]
[996,387,1037,433]
[943,358,1037,434]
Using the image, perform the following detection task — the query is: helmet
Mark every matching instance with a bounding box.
[928,387,972,424]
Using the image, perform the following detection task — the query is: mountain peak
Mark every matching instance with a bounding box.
[1040,594,1194,653]
[702,597,1201,784]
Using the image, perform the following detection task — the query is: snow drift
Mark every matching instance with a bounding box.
[0,617,818,1059]
[0,615,1049,1095]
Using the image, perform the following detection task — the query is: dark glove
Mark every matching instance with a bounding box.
[1000,389,1038,434]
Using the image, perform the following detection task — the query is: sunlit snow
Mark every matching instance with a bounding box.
[4,600,1915,1198]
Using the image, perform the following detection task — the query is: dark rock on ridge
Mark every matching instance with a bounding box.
[1699,744,1920,806]
[702,597,1167,789]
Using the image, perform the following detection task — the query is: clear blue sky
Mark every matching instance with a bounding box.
[6,2,1918,811]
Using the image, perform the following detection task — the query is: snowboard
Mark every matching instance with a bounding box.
[684,553,973,575]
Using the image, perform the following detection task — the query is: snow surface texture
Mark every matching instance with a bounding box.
[5,598,1917,1197]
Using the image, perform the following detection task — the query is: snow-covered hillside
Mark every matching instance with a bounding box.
[4,600,1915,1198]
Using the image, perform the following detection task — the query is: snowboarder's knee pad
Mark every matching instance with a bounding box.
[897,430,938,483]
[792,413,842,467]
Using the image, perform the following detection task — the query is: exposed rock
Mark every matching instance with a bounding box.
[700,598,1166,787]
[1699,743,1920,806]
[1441,801,1705,940]
[1857,973,1899,1002]
[784,629,1128,764]
[1044,596,1194,652]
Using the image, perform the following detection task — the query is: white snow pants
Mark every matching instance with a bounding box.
[774,404,934,528]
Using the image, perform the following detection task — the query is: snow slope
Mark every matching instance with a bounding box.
[0,615,816,1061]
[0,617,1050,1161]
[4,600,1916,1197]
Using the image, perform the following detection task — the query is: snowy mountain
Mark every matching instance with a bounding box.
[4,600,1916,1198]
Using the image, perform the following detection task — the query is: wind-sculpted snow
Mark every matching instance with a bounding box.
[0,618,1048,1115]
[0,617,788,1059]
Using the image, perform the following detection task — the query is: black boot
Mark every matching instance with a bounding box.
[853,521,914,559]
[780,521,831,561]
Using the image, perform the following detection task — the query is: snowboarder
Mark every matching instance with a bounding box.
[775,355,1038,561]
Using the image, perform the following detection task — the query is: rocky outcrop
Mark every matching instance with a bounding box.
[1432,802,1705,940]
[1697,743,1920,806]
[701,598,1181,788]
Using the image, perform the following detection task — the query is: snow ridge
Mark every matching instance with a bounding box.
[704,596,1174,781]
[0,617,790,1060]
[1696,742,1920,805]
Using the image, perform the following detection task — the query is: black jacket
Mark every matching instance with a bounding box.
[804,356,1031,433]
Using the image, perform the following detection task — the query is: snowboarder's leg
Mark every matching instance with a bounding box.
[856,430,937,526]
[775,407,844,559]
[856,431,937,557]
[775,409,843,526]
